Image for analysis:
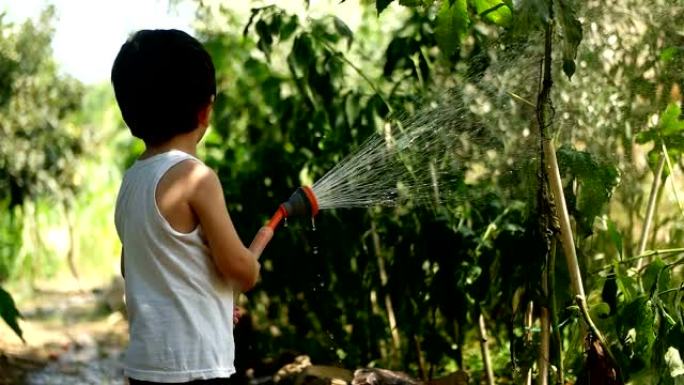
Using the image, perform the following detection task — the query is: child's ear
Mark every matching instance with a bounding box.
[198,101,213,128]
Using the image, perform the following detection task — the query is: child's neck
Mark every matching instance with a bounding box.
[141,132,199,159]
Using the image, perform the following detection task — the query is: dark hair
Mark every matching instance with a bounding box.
[111,29,216,145]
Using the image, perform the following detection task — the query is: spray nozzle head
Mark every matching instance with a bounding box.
[281,186,319,218]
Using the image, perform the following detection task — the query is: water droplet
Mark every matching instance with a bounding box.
[313,246,319,255]
[311,217,316,231]
[283,217,288,228]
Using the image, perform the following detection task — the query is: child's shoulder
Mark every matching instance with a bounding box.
[163,157,217,188]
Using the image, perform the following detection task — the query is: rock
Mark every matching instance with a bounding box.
[273,355,353,385]
[352,368,421,385]
[274,355,312,382]
[296,365,354,385]
[352,368,468,385]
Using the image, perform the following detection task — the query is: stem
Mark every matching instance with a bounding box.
[657,285,684,296]
[543,140,586,298]
[413,336,427,381]
[662,143,684,217]
[525,301,534,385]
[592,247,684,272]
[478,313,495,385]
[62,197,80,287]
[575,295,616,367]
[636,153,666,270]
[320,40,393,114]
[549,239,564,385]
[538,242,551,385]
[371,219,401,365]
[538,307,550,385]
[648,177,667,250]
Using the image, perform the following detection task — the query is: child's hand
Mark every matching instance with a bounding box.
[233,306,244,325]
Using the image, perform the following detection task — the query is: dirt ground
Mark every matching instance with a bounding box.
[0,287,128,385]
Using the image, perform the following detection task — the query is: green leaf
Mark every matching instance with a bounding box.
[660,46,680,63]
[332,17,354,49]
[555,0,582,80]
[642,258,670,296]
[0,286,23,342]
[635,128,658,144]
[435,0,470,57]
[557,146,620,237]
[376,0,395,14]
[471,0,512,26]
[291,34,315,71]
[658,102,684,136]
[613,262,638,302]
[618,296,656,367]
[279,14,299,41]
[607,219,623,259]
[562,59,576,80]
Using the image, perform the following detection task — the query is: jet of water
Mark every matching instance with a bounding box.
[312,93,488,210]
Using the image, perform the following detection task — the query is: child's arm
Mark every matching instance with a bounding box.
[189,165,266,292]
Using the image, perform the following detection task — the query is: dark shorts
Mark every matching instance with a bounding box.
[129,378,229,385]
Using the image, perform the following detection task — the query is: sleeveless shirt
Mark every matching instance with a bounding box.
[114,150,235,382]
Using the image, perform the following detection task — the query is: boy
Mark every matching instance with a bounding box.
[112,29,273,384]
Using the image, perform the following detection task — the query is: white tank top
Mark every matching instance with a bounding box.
[114,150,235,382]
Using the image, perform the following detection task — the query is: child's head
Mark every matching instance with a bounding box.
[111,29,216,145]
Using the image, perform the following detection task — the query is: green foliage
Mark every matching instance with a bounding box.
[0,7,85,207]
[557,145,620,237]
[435,0,470,57]
[636,103,684,175]
[0,7,88,341]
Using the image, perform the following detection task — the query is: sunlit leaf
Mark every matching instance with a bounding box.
[660,46,680,63]
[657,103,684,136]
[471,0,512,26]
[435,0,469,57]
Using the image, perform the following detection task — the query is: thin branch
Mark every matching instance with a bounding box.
[636,153,666,270]
[591,247,684,273]
[661,142,684,218]
[525,301,534,385]
[575,295,618,369]
[657,285,684,297]
[478,313,496,385]
[319,40,393,114]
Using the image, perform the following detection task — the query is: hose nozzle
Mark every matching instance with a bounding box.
[266,186,319,230]
[282,186,319,218]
